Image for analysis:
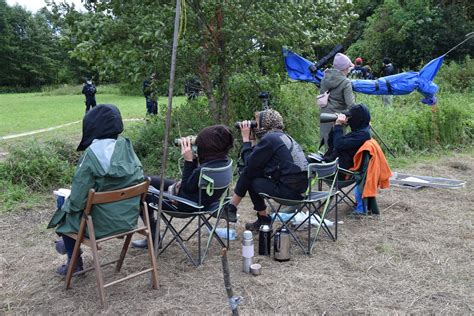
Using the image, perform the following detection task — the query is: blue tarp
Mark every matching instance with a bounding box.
[283,48,444,105]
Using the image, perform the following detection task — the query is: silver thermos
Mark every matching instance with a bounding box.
[274,227,290,261]
[242,230,254,273]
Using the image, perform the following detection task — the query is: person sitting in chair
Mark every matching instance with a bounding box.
[223,109,309,231]
[322,103,372,214]
[48,104,145,275]
[132,124,234,249]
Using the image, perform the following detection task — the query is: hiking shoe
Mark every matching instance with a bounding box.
[131,239,148,249]
[221,203,238,223]
[245,215,271,232]
[56,256,84,276]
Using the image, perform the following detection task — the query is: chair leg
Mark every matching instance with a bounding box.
[143,203,159,289]
[87,216,107,308]
[160,215,199,266]
[65,217,88,289]
[116,234,133,272]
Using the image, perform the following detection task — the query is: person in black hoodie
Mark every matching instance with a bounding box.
[323,103,372,170]
[223,109,309,231]
[132,124,234,248]
[81,79,97,113]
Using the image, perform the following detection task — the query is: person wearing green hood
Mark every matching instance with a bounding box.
[318,52,355,149]
[48,104,144,275]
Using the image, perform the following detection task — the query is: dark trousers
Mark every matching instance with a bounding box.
[85,98,96,113]
[234,171,304,212]
[62,234,77,258]
[146,98,157,115]
[143,176,176,235]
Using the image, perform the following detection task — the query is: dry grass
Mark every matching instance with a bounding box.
[1,154,473,314]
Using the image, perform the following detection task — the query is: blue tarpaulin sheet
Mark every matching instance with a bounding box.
[283,48,444,105]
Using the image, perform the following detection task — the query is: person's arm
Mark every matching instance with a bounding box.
[245,136,274,174]
[179,136,199,194]
[343,80,355,107]
[82,85,86,95]
[65,151,96,213]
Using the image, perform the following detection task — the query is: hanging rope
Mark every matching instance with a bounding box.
[178,0,187,40]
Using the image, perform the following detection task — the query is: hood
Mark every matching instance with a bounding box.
[323,69,347,90]
[77,104,123,151]
[195,124,234,163]
[348,104,371,131]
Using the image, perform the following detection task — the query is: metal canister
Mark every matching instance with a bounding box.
[258,224,272,256]
[274,227,291,262]
[242,230,254,273]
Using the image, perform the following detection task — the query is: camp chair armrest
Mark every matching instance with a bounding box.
[148,188,203,209]
[338,167,356,175]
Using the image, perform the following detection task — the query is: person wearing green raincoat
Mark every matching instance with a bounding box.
[48,104,144,275]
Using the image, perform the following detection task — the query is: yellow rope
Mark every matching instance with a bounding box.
[178,0,186,40]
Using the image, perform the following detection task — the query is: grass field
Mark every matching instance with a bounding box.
[0,91,186,137]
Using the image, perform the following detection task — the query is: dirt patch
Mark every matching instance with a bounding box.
[1,154,473,314]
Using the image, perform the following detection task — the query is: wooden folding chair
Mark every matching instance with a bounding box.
[64,179,159,308]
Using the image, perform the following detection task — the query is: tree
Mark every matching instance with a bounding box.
[50,0,354,122]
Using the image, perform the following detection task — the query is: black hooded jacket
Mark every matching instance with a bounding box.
[324,104,372,169]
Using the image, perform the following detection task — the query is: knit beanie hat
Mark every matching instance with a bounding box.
[333,53,354,71]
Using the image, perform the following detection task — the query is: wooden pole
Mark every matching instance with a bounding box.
[154,0,181,255]
[220,248,240,316]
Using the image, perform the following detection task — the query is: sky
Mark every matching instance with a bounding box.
[6,0,85,12]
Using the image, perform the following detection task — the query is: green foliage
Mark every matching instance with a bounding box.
[437,56,474,93]
[347,0,474,72]
[0,139,77,192]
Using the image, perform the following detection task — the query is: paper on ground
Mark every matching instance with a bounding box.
[402,176,430,183]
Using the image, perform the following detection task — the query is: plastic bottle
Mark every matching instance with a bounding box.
[242,230,254,273]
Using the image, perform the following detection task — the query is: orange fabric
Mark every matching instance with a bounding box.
[350,139,392,198]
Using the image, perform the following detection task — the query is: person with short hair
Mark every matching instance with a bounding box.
[82,79,97,113]
[318,53,356,149]
[132,124,234,249]
[48,104,145,275]
[223,109,309,231]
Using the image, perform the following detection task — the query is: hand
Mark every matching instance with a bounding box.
[335,113,347,125]
[240,120,252,142]
[180,137,193,161]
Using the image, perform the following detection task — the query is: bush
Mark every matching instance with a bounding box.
[437,56,474,93]
[0,139,77,192]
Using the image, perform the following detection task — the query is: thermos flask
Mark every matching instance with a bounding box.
[242,230,254,273]
[258,224,272,256]
[274,227,291,261]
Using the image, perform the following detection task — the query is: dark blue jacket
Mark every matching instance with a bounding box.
[241,131,308,193]
[82,83,96,100]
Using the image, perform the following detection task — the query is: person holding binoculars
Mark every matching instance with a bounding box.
[322,103,371,170]
[223,109,308,232]
[132,124,234,249]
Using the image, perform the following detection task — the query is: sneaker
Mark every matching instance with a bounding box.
[245,214,271,232]
[131,239,148,249]
[221,203,238,223]
[56,256,84,276]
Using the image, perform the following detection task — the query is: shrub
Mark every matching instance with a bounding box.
[0,140,76,192]
[437,56,474,93]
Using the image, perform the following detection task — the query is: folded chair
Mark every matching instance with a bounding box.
[65,179,158,308]
[260,159,339,255]
[149,161,233,266]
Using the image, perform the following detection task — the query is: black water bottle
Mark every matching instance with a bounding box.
[258,224,272,256]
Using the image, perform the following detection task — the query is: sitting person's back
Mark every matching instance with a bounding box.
[323,103,372,170]
[48,104,144,274]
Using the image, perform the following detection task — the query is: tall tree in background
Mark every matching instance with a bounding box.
[50,0,354,122]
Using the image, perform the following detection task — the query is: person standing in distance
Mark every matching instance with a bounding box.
[143,72,158,115]
[82,79,97,114]
[380,57,396,106]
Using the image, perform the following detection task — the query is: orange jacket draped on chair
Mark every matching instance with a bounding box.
[350,139,392,198]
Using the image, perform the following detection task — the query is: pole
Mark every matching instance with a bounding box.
[220,248,241,316]
[370,125,396,159]
[154,0,181,255]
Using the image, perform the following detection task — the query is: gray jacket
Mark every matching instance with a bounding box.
[319,69,355,114]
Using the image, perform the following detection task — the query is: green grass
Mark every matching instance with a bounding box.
[0,91,186,137]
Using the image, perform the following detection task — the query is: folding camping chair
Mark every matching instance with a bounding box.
[149,161,233,266]
[64,179,158,308]
[260,159,339,255]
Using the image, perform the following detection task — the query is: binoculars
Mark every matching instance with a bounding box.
[319,113,351,123]
[173,135,196,146]
[234,121,258,129]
